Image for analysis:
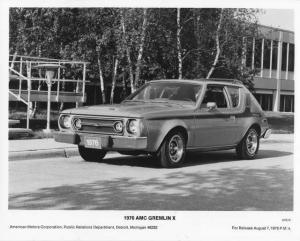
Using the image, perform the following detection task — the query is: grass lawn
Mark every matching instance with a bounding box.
[265,111,294,134]
[9,109,60,139]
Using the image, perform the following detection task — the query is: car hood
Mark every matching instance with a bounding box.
[62,101,195,118]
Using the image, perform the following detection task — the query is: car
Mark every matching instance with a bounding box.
[54,79,271,168]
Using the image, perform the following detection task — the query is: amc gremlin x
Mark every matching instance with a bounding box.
[55,79,271,168]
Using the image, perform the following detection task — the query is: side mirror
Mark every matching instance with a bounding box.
[207,102,217,110]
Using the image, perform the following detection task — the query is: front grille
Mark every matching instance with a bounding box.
[72,116,123,135]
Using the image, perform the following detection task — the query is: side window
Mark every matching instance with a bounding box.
[226,86,240,108]
[201,85,229,108]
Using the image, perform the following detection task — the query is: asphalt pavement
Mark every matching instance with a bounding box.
[8,134,293,210]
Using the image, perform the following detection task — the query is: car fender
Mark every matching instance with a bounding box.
[237,117,262,143]
[145,119,191,152]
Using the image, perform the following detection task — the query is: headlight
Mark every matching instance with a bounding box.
[73,118,82,130]
[113,121,123,133]
[60,115,72,129]
[127,119,139,135]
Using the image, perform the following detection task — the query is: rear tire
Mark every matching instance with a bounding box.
[236,128,260,159]
[158,131,186,168]
[78,146,107,162]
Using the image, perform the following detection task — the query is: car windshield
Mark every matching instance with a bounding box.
[126,82,202,104]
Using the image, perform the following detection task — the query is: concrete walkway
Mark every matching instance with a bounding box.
[9,138,78,161]
[8,134,293,161]
[9,138,75,152]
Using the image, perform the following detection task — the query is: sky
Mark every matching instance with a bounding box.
[257,9,294,31]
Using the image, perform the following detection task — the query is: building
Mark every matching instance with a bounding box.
[246,25,294,112]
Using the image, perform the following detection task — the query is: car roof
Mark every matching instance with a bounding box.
[149,78,244,87]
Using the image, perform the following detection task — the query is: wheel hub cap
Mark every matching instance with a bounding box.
[168,135,184,163]
[246,130,258,155]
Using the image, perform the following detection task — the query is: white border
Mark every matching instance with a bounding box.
[1,1,299,241]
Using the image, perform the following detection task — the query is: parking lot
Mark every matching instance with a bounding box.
[9,134,293,210]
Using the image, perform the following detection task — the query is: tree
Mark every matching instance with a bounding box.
[177,8,182,79]
[134,8,148,89]
[110,57,119,104]
[119,8,149,93]
[206,8,260,87]
[206,8,224,79]
[97,56,106,104]
[178,8,260,86]
[9,7,261,108]
[120,9,135,93]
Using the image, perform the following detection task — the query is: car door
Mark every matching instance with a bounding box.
[193,84,239,148]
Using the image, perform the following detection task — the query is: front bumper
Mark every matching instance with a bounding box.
[54,132,148,150]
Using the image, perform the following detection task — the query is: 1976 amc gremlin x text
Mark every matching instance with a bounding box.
[55,79,271,168]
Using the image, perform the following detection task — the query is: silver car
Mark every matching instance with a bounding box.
[55,79,271,168]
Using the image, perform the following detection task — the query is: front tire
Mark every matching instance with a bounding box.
[78,146,107,162]
[158,131,186,168]
[236,128,260,159]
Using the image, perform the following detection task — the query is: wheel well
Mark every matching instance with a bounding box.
[156,126,188,153]
[167,126,188,142]
[250,123,261,136]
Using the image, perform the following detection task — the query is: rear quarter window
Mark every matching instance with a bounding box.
[243,87,263,112]
[226,86,240,108]
[250,94,263,112]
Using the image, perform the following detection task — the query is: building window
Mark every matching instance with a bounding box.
[263,39,271,69]
[254,94,273,111]
[281,42,287,71]
[280,95,294,112]
[288,44,294,71]
[254,39,262,68]
[272,40,278,70]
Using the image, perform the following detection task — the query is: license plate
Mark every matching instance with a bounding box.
[84,136,102,149]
